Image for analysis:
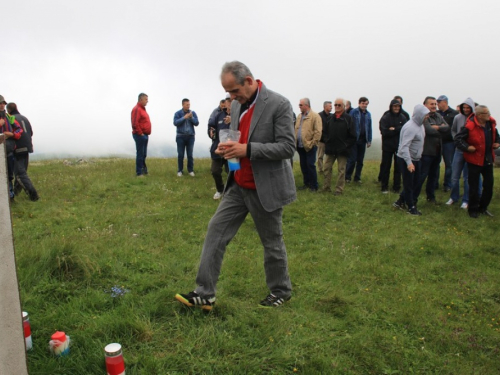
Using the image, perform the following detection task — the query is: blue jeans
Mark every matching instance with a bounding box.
[297,146,318,189]
[419,154,441,200]
[176,135,195,173]
[346,140,367,181]
[398,157,421,208]
[450,150,469,203]
[441,141,455,189]
[133,134,148,175]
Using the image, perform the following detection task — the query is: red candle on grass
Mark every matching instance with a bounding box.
[105,343,126,375]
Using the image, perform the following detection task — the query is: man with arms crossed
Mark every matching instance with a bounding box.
[176,61,296,309]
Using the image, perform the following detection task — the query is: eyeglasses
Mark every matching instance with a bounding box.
[298,104,304,106]
[334,104,343,107]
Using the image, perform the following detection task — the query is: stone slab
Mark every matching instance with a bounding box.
[0,141,29,374]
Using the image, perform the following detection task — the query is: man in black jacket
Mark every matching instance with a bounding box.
[380,99,407,193]
[377,95,410,182]
[317,101,332,176]
[321,98,356,196]
[7,103,38,201]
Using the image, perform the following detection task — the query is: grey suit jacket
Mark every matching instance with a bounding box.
[227,82,296,212]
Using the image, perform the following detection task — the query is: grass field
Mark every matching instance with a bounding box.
[12,157,500,374]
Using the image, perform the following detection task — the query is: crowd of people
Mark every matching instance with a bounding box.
[0,95,38,202]
[294,95,498,218]
[130,87,498,221]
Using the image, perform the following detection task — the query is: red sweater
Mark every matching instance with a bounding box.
[234,80,262,190]
[131,103,151,135]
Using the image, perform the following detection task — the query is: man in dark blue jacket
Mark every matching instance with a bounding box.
[346,97,372,183]
[173,98,199,176]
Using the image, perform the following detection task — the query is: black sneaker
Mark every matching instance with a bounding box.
[259,294,290,308]
[393,199,406,210]
[29,191,39,202]
[407,206,422,216]
[469,211,479,219]
[175,291,215,311]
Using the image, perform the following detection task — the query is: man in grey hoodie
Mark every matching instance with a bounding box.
[446,98,475,209]
[393,104,430,215]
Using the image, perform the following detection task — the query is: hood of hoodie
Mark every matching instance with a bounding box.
[411,104,430,125]
[459,97,475,116]
[389,99,402,115]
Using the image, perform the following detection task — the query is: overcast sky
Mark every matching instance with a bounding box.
[3,0,499,159]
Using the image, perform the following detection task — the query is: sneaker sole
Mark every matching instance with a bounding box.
[175,294,213,311]
[258,297,291,308]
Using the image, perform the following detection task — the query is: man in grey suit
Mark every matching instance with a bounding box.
[176,61,296,310]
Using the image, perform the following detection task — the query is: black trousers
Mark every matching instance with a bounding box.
[467,162,493,214]
[398,157,421,208]
[380,150,401,191]
[211,157,228,193]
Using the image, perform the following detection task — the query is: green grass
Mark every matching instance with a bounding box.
[12,157,500,374]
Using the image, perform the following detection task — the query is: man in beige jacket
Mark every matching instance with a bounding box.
[295,98,322,191]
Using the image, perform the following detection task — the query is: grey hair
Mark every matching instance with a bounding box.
[335,98,346,106]
[323,101,332,106]
[221,61,254,85]
[301,98,311,107]
[476,105,489,114]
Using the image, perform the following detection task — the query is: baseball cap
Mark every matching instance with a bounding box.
[0,95,6,105]
[437,95,448,102]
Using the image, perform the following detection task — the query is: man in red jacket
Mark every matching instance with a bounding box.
[455,105,499,218]
[131,93,151,176]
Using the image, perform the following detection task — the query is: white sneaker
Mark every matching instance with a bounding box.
[177,172,183,177]
[461,202,468,209]
[213,191,222,200]
[445,198,454,205]
[189,172,195,177]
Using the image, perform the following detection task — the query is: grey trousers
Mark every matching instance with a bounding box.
[317,141,325,173]
[195,183,292,299]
